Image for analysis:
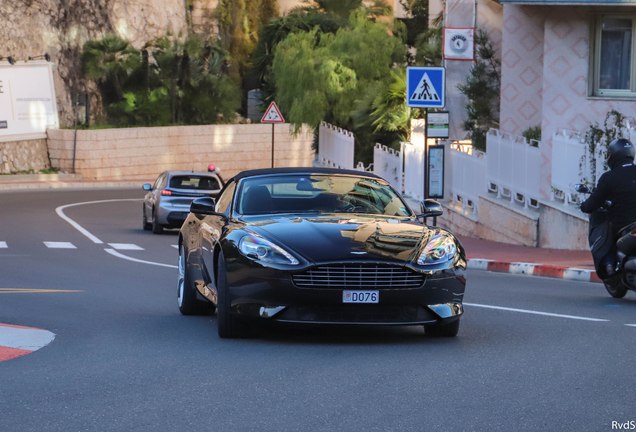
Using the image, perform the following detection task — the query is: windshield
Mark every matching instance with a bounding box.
[237,174,412,217]
[169,175,220,190]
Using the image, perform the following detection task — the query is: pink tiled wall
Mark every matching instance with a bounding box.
[500,5,636,199]
[500,5,545,135]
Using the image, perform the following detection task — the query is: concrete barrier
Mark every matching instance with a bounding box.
[47,124,315,180]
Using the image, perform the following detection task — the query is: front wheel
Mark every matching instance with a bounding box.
[216,253,248,338]
[605,281,628,299]
[152,207,163,234]
[424,318,460,337]
[142,205,152,231]
[178,245,214,315]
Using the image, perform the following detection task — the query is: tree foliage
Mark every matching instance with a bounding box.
[271,9,407,163]
[291,0,392,19]
[457,29,501,151]
[273,9,406,129]
[82,34,241,127]
[215,0,281,83]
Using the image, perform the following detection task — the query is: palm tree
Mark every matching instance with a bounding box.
[81,36,140,102]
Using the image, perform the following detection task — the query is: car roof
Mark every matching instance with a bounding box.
[228,167,382,182]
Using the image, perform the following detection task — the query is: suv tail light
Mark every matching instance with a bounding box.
[161,190,172,196]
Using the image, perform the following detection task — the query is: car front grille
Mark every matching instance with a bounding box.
[292,264,425,289]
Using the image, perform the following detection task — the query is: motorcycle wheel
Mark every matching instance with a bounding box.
[604,281,628,298]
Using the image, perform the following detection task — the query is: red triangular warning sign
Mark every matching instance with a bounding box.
[261,102,285,123]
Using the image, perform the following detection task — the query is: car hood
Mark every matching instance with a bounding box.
[243,215,432,264]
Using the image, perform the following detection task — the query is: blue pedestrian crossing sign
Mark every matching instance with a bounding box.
[406,67,445,109]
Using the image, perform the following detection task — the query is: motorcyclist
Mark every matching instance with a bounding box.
[580,138,636,278]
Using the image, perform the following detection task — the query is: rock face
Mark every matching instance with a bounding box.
[0,0,187,128]
[0,139,50,173]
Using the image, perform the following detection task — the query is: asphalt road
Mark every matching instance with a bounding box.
[1,188,635,432]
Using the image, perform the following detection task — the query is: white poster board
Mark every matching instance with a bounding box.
[0,61,59,142]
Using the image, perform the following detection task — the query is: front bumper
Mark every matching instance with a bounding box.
[225,257,466,326]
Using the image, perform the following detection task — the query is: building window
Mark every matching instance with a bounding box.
[592,16,636,98]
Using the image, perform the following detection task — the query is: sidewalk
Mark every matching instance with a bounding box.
[457,235,599,283]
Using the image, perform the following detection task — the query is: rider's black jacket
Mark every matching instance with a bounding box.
[580,158,636,233]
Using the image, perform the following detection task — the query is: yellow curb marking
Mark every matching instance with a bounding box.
[0,288,83,294]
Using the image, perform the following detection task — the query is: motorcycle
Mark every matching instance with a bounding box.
[576,183,636,298]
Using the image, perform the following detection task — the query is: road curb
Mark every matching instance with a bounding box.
[467,259,602,284]
[0,324,56,362]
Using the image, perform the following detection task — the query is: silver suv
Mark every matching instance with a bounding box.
[142,171,224,234]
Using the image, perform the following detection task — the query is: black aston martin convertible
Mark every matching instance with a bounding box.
[178,167,467,338]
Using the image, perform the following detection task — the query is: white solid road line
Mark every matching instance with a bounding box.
[44,242,77,249]
[55,199,142,244]
[0,241,6,248]
[108,243,144,251]
[171,245,179,249]
[104,249,178,269]
[464,303,610,322]
[625,324,636,327]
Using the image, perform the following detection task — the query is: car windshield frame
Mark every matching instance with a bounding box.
[233,173,414,218]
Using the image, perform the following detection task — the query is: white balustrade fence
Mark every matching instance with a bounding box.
[318,121,355,169]
[450,147,487,213]
[551,130,586,204]
[487,129,541,209]
[401,142,424,200]
[373,144,402,190]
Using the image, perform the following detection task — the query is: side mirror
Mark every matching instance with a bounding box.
[142,183,152,191]
[574,184,590,194]
[420,199,443,217]
[190,197,219,216]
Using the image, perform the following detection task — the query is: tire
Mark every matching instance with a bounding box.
[142,205,152,231]
[216,253,248,338]
[177,245,215,315]
[605,281,628,299]
[424,318,460,337]
[152,207,163,234]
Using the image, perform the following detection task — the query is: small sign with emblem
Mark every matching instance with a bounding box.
[0,121,7,129]
[443,28,475,61]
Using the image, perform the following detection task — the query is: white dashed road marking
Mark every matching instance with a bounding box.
[44,242,77,249]
[0,241,7,248]
[108,243,144,251]
[464,303,609,322]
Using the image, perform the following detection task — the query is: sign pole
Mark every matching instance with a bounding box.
[424,109,429,200]
[261,101,285,169]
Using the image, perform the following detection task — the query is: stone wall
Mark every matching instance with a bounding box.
[0,139,50,174]
[47,124,314,180]
[1,0,187,127]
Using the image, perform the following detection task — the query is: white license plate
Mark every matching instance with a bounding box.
[343,290,379,304]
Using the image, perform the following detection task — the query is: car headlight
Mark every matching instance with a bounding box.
[417,234,456,266]
[239,235,299,265]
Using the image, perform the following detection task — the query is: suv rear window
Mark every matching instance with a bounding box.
[169,175,220,190]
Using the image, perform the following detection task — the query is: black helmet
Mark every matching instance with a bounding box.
[607,138,635,170]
